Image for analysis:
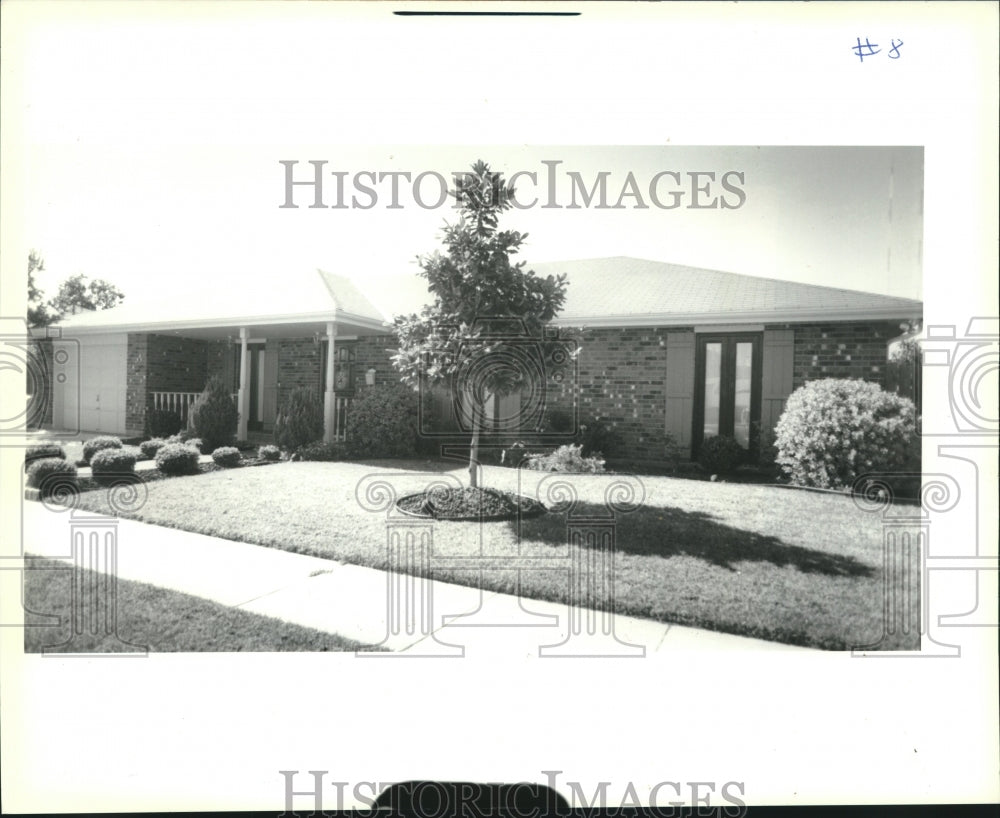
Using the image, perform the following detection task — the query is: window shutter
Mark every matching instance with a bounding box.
[761,329,794,433]
[665,331,695,453]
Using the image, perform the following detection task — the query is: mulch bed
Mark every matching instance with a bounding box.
[396,486,547,521]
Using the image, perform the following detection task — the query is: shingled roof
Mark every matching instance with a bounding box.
[51,269,389,335]
[528,257,922,327]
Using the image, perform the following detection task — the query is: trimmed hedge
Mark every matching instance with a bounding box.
[344,382,419,458]
[155,443,201,476]
[211,446,242,468]
[82,436,122,464]
[140,438,168,460]
[27,458,78,493]
[258,444,282,462]
[90,448,138,482]
[774,378,918,490]
[25,443,66,465]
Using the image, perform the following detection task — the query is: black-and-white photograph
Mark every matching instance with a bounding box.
[18,146,926,657]
[1,2,996,813]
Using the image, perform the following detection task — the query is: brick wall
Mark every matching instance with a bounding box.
[546,327,679,463]
[350,333,400,393]
[776,321,898,390]
[126,334,149,432]
[206,340,235,389]
[146,334,211,392]
[276,338,322,411]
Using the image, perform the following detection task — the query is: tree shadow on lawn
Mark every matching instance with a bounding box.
[512,501,875,578]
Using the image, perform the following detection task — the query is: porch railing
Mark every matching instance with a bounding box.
[152,390,350,442]
[150,391,201,425]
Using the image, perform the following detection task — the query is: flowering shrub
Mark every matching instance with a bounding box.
[25,443,66,465]
[774,378,918,489]
[345,382,419,458]
[27,458,78,492]
[140,438,167,460]
[211,446,242,468]
[90,448,138,483]
[82,436,122,464]
[258,444,282,462]
[524,443,606,473]
[155,443,201,476]
[698,435,744,474]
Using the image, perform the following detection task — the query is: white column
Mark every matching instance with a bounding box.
[237,327,249,440]
[323,322,336,443]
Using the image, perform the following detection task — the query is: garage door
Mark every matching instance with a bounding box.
[54,334,128,436]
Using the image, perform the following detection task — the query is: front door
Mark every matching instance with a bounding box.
[693,333,762,459]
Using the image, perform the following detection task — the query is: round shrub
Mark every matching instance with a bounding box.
[140,438,167,460]
[27,457,78,492]
[155,443,201,476]
[82,435,122,464]
[698,435,744,475]
[258,444,282,462]
[211,446,242,468]
[190,376,238,453]
[344,382,419,458]
[260,444,283,461]
[273,387,324,452]
[25,442,66,465]
[90,448,138,482]
[774,378,918,490]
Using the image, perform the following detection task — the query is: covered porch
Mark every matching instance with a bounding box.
[140,314,389,444]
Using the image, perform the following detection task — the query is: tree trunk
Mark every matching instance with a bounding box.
[468,395,481,488]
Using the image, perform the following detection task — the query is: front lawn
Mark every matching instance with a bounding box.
[23,558,374,652]
[62,460,920,650]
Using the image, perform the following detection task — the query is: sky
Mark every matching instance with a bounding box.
[4,4,924,322]
[20,144,924,321]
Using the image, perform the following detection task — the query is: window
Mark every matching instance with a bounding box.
[693,333,762,456]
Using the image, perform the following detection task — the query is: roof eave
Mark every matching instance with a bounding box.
[45,310,391,336]
[550,306,922,329]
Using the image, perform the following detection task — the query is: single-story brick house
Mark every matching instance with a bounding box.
[31,269,396,443]
[31,257,922,464]
[522,257,923,464]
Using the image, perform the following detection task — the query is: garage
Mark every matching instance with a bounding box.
[52,333,128,436]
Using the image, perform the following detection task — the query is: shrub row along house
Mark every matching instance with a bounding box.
[30,258,922,466]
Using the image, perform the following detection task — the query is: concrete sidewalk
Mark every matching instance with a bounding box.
[19,500,811,655]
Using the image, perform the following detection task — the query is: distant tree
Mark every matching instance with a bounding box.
[392,160,570,487]
[47,273,125,318]
[27,251,55,328]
